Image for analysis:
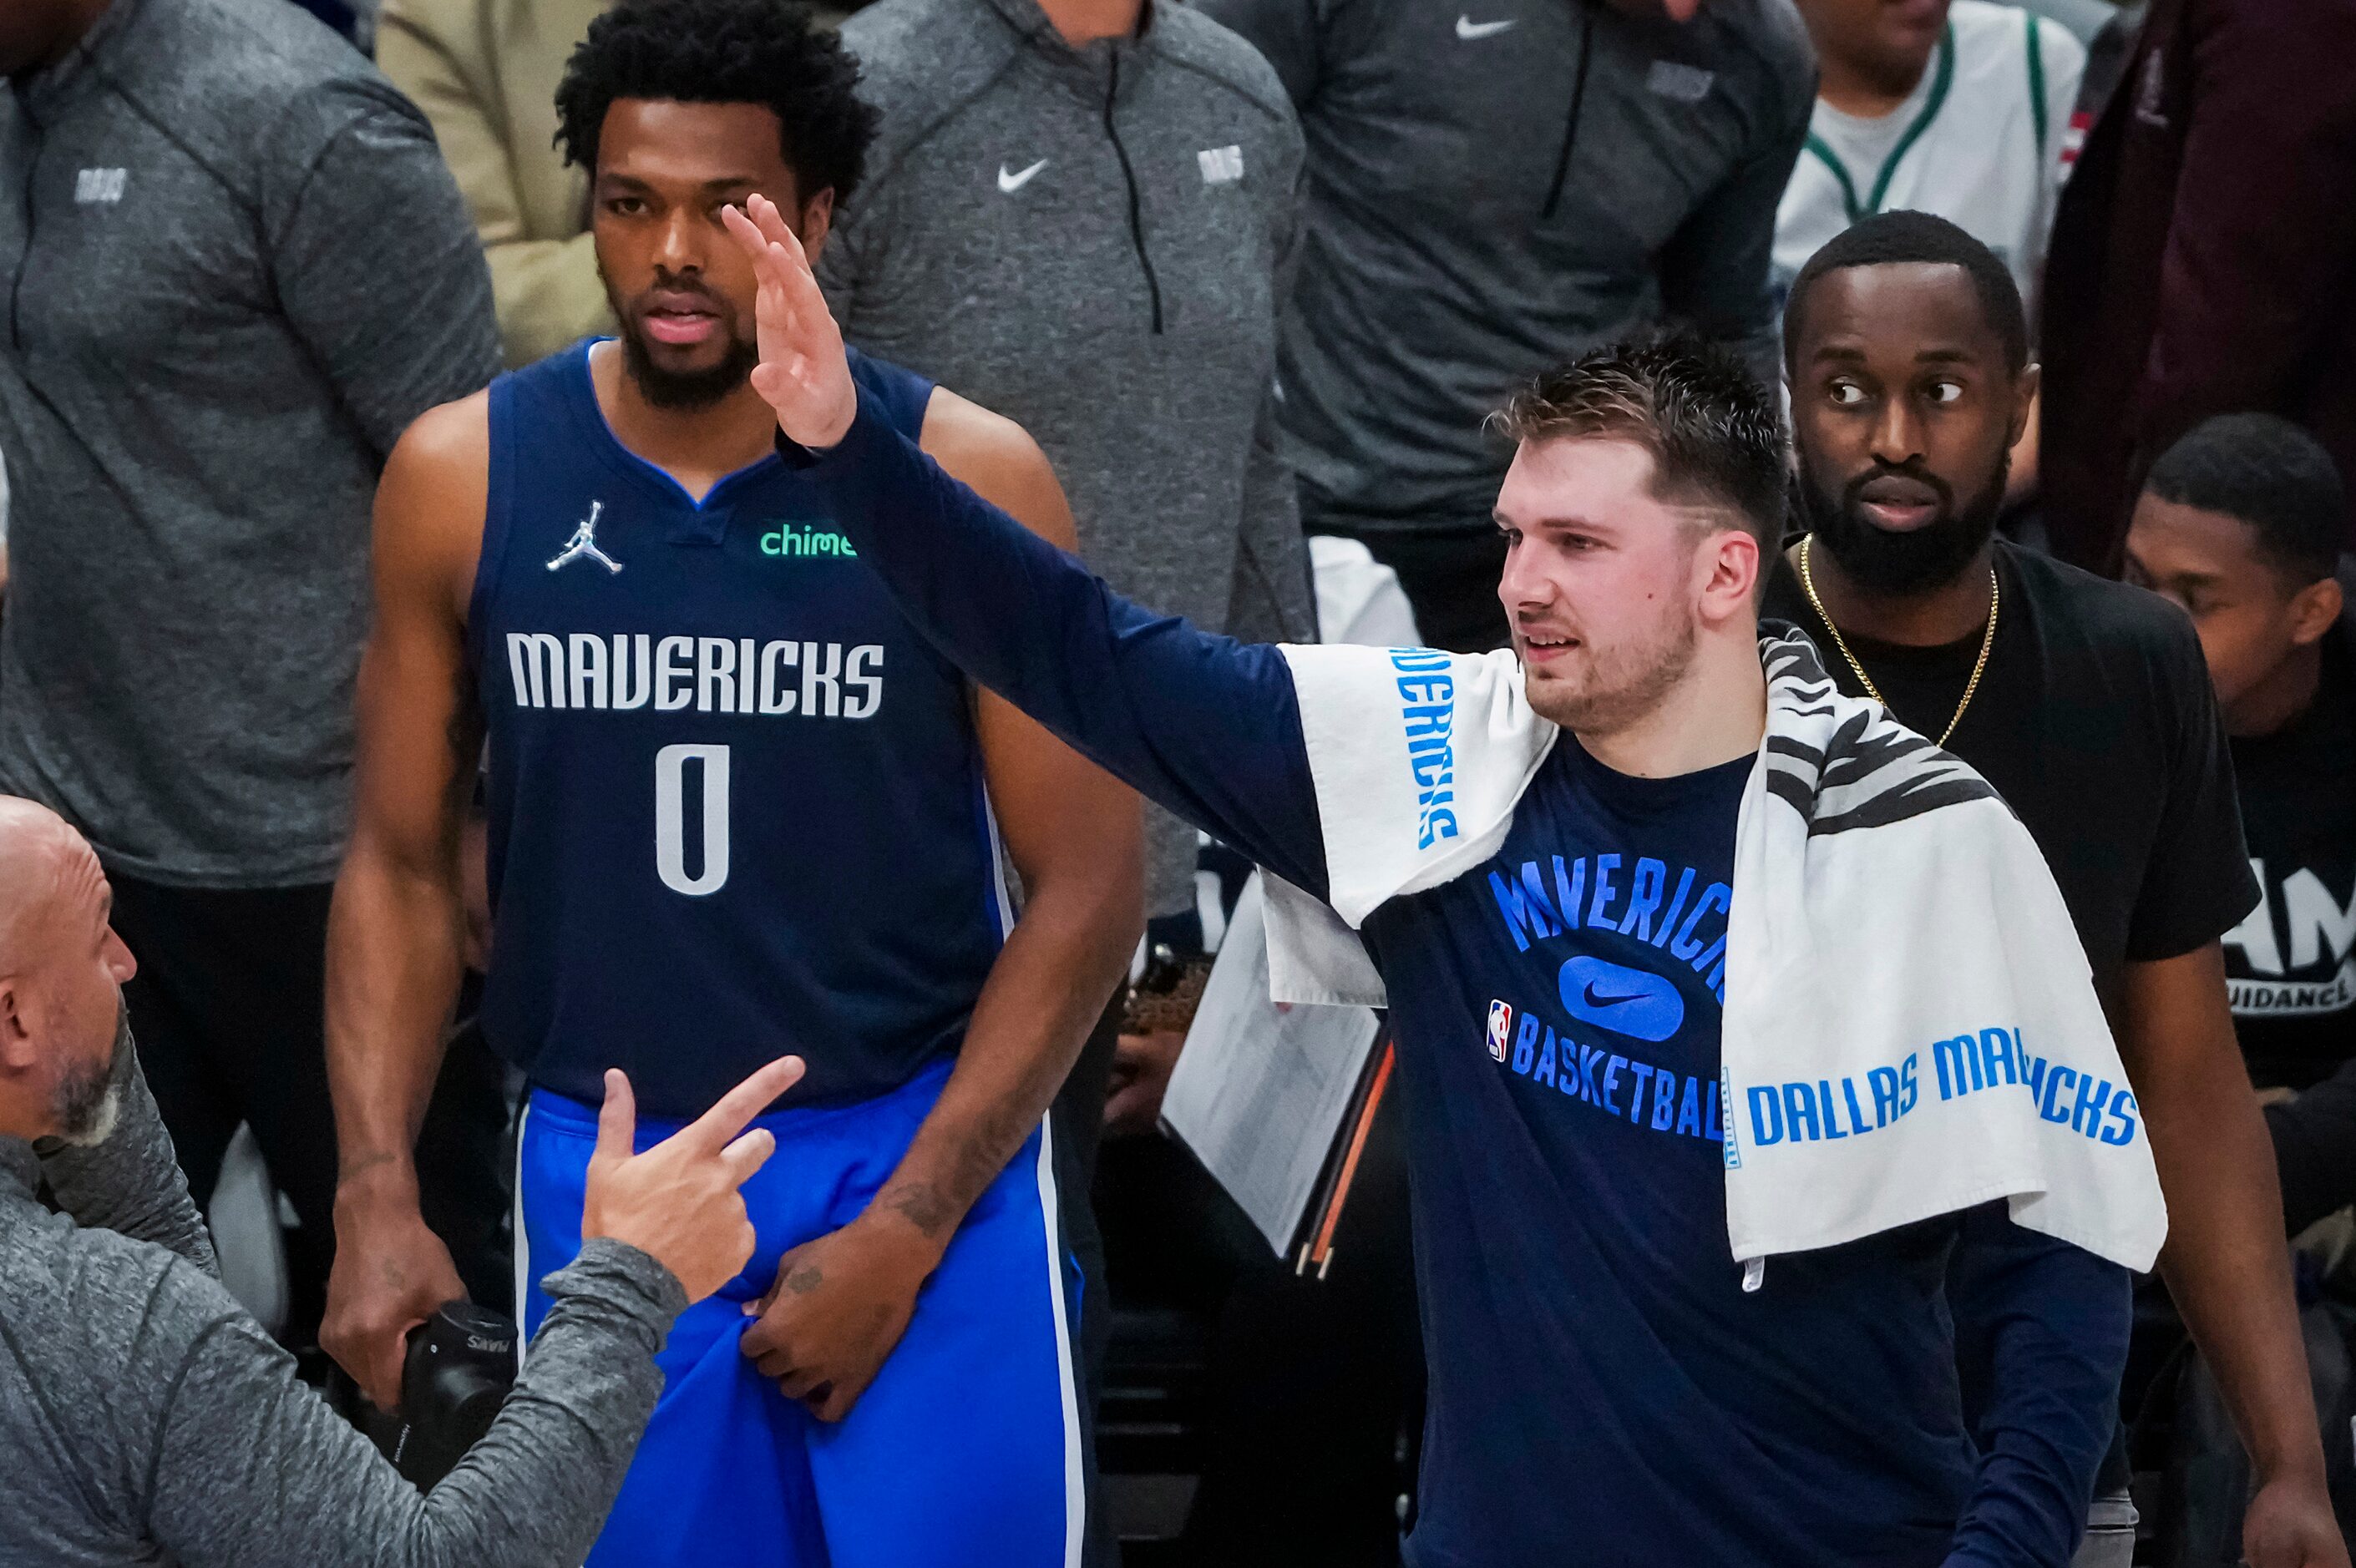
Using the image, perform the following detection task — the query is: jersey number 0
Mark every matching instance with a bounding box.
[655,743,730,895]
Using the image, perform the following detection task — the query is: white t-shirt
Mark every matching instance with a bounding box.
[1774,0,2085,307]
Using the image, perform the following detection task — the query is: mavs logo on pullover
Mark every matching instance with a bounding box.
[469,344,1009,1117]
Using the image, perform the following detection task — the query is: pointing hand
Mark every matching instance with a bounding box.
[580,1055,804,1302]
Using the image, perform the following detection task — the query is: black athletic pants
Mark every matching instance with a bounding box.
[1096,1082,1423,1565]
[109,874,515,1349]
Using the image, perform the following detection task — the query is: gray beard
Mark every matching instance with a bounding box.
[52,1011,129,1148]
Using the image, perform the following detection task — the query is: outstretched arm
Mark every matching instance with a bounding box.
[155,1060,798,1568]
[152,1243,679,1568]
[737,394,1145,1422]
[722,195,1331,899]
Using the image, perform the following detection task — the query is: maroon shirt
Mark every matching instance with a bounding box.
[2040,0,2356,572]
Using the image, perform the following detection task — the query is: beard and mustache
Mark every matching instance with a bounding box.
[605,271,760,412]
[1797,451,2010,594]
[1522,609,1700,736]
[48,1007,130,1149]
[621,313,760,412]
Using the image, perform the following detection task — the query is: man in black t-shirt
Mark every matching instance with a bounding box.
[1766,212,2345,1568]
[2125,415,2355,1096]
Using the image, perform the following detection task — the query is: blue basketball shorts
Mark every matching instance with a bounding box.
[515,1059,1087,1566]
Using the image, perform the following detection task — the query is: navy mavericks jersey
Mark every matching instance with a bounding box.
[469,344,1008,1116]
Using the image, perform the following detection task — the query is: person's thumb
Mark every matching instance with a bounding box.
[591,1068,636,1175]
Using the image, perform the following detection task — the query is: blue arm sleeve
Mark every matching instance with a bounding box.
[785,391,1331,901]
[1943,1205,2133,1568]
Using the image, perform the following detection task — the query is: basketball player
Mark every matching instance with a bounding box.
[317,3,1142,1563]
[725,193,2136,1565]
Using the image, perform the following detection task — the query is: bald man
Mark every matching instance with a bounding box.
[0,797,210,1261]
[0,795,803,1568]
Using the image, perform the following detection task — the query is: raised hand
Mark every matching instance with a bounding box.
[721,194,859,452]
[580,1055,804,1302]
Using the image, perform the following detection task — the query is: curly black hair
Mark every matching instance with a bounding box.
[554,0,877,205]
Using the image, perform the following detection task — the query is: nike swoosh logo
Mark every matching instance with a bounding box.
[1456,14,1517,38]
[997,159,1048,194]
[1558,956,1686,1042]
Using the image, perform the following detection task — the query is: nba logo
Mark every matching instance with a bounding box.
[1486,999,1513,1063]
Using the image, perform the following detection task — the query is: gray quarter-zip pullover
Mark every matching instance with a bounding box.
[0,0,500,887]
[1,1037,686,1567]
[1201,0,1816,537]
[823,0,1311,915]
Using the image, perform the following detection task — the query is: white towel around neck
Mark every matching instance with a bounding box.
[1264,629,2166,1272]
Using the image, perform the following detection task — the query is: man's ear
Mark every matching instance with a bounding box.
[2009,362,2042,452]
[2288,574,2343,648]
[1701,527,1763,625]
[797,188,837,266]
[0,978,38,1072]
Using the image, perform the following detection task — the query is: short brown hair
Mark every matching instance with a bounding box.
[1495,334,1787,561]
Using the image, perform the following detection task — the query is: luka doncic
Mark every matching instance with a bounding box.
[318,5,1141,1563]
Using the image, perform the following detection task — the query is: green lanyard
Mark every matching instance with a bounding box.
[1803,22,1958,225]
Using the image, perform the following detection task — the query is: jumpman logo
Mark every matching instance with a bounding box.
[546,501,623,574]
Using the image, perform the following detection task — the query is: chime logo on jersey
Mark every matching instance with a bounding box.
[760,522,859,559]
[1487,999,1514,1063]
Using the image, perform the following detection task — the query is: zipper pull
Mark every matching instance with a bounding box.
[1741,1257,1766,1293]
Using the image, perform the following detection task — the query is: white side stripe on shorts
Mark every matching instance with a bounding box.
[512,1099,533,1374]
[1033,1115,1086,1566]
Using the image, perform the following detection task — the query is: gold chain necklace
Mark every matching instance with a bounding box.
[1797,534,1999,749]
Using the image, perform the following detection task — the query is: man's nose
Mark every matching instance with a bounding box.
[104,926,137,984]
[1869,397,1927,466]
[1497,546,1552,614]
[653,207,707,274]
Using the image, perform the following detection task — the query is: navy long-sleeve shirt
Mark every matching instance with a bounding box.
[786,392,2131,1567]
